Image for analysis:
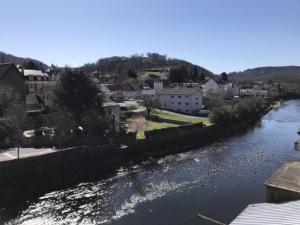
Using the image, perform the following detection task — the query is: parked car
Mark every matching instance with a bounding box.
[196,109,209,117]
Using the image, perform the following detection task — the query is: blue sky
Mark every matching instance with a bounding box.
[1,0,299,73]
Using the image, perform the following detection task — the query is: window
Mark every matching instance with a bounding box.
[185,102,189,105]
[185,109,189,112]
[171,95,174,98]
[171,102,174,104]
[178,96,181,98]
[195,97,198,100]
[178,102,181,105]
[195,102,199,105]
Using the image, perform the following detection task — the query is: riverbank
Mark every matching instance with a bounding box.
[0,99,277,209]
[3,99,300,225]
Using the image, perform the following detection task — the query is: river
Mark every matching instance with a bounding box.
[2,100,300,225]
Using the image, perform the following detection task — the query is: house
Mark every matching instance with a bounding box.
[153,80,163,90]
[156,88,203,114]
[121,82,142,101]
[0,63,26,102]
[217,80,233,96]
[202,78,219,95]
[21,69,58,111]
[142,86,156,98]
[102,84,124,102]
[240,85,268,97]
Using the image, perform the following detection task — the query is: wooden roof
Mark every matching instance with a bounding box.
[265,160,300,193]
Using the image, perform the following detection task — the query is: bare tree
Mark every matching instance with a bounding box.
[142,95,160,115]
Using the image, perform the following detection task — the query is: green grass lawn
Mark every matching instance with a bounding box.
[151,110,213,126]
[146,120,179,131]
[136,120,179,140]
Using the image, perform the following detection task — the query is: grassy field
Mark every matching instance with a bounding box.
[129,109,212,140]
[136,120,179,139]
[151,110,212,126]
[146,120,179,131]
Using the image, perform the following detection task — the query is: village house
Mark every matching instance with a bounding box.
[153,80,164,90]
[21,69,58,111]
[0,63,26,102]
[239,85,268,97]
[202,78,233,96]
[142,86,156,98]
[217,80,233,96]
[156,88,203,114]
[202,78,219,95]
[121,82,142,101]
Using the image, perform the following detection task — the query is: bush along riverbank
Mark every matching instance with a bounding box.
[0,97,279,209]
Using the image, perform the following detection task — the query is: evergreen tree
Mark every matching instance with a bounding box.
[191,65,198,81]
[54,69,103,125]
[221,72,228,81]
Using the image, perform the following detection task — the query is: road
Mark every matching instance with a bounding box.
[0,147,57,162]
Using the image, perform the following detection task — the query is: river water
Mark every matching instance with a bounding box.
[2,100,300,225]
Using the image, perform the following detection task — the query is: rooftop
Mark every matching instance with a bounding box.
[265,160,300,193]
[22,69,48,77]
[157,88,201,95]
[230,200,300,225]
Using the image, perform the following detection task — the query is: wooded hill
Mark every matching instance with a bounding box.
[80,53,214,82]
[0,51,48,70]
[229,66,300,84]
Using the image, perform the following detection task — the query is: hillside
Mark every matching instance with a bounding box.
[229,66,300,84]
[80,53,213,81]
[0,51,48,70]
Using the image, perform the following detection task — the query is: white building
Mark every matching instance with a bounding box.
[217,80,233,96]
[142,87,156,98]
[156,88,203,114]
[153,80,163,90]
[240,87,268,97]
[202,79,219,95]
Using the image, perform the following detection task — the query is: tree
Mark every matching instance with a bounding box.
[0,88,26,147]
[200,72,206,82]
[191,66,198,81]
[168,66,188,83]
[23,61,39,70]
[54,69,104,125]
[128,69,137,79]
[221,72,228,82]
[143,96,159,115]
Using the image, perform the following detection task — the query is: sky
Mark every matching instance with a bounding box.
[1,0,300,73]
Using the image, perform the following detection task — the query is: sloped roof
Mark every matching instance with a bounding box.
[230,200,300,225]
[157,88,201,95]
[265,160,300,193]
[22,69,48,77]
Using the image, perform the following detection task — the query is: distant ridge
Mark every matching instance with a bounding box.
[229,66,300,84]
[0,51,48,70]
